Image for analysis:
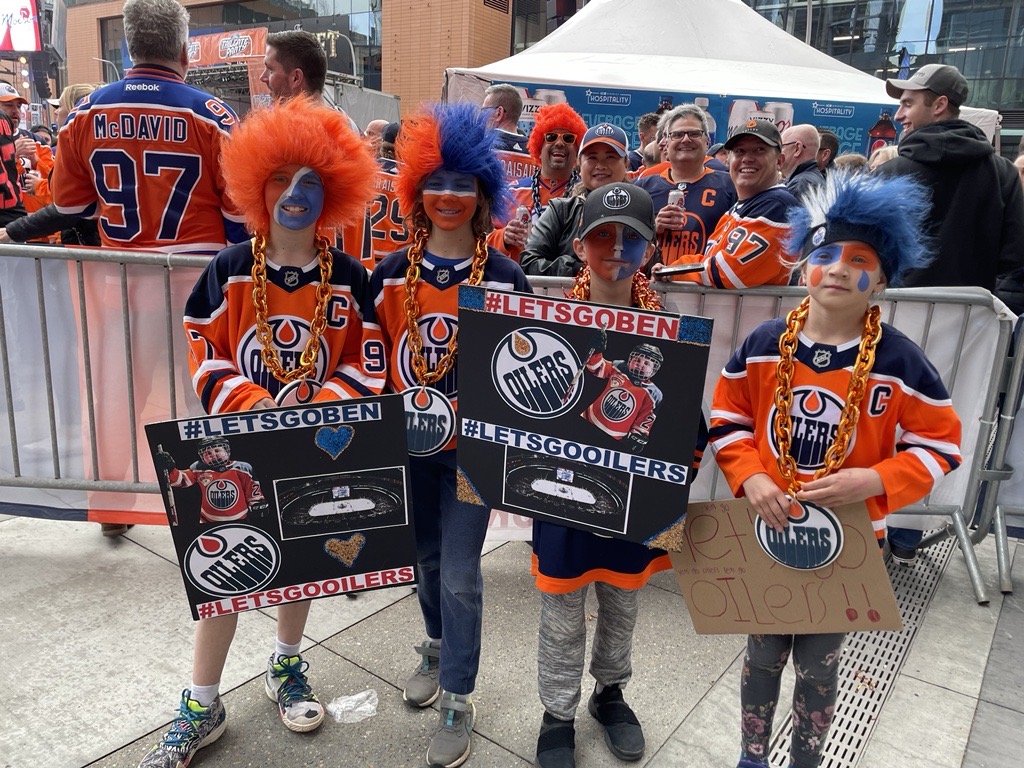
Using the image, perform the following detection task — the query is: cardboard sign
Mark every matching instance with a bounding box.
[456,285,712,548]
[144,396,417,621]
[671,499,902,634]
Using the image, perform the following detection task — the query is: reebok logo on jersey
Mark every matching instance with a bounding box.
[125,83,160,92]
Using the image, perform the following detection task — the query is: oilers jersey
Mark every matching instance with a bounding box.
[580,354,661,442]
[488,174,575,259]
[0,114,23,224]
[366,246,532,451]
[710,318,963,538]
[494,129,538,182]
[52,65,246,254]
[167,460,263,524]
[184,241,385,415]
[674,186,799,288]
[634,167,736,266]
[338,158,408,268]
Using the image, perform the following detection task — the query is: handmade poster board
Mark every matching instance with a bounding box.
[457,285,712,548]
[144,396,416,621]
[671,499,902,634]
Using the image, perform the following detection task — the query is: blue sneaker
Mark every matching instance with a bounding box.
[137,690,226,768]
[265,654,325,733]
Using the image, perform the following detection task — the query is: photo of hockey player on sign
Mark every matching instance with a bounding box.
[578,327,664,454]
[275,467,408,540]
[154,437,269,524]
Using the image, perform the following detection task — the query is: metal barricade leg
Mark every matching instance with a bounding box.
[949,509,989,604]
[993,505,1013,594]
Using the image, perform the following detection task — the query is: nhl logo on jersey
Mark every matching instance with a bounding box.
[282,268,300,288]
[436,268,451,285]
[491,328,582,418]
[603,186,630,210]
[755,500,844,570]
[812,348,832,368]
[403,386,456,456]
[184,524,281,597]
[768,386,851,471]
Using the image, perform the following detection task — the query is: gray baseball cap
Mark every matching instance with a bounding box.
[886,64,969,107]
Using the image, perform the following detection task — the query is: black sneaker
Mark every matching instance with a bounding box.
[535,711,575,768]
[890,543,917,565]
[587,684,644,761]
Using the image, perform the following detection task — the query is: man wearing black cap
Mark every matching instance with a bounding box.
[657,119,799,289]
[879,64,1024,313]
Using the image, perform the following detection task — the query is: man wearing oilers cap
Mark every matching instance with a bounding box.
[520,122,632,277]
[655,118,800,289]
[876,63,1024,315]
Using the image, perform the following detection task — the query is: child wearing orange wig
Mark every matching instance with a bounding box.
[138,95,382,768]
[488,102,588,260]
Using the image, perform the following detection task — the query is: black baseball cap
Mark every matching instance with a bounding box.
[381,121,400,144]
[579,184,655,242]
[886,64,969,107]
[724,119,782,150]
[708,142,725,155]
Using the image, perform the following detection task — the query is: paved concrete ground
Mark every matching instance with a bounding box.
[0,514,1020,768]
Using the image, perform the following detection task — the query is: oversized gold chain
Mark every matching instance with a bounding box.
[251,232,334,384]
[772,297,882,494]
[402,228,488,386]
[568,267,662,311]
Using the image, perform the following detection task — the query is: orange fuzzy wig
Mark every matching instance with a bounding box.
[527,103,587,164]
[221,95,376,234]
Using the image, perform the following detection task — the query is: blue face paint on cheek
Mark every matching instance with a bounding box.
[857,270,871,292]
[614,232,648,280]
[274,167,324,231]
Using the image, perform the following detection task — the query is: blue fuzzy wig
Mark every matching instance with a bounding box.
[786,170,933,287]
[396,101,512,223]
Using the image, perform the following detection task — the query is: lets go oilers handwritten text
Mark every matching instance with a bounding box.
[670,499,902,634]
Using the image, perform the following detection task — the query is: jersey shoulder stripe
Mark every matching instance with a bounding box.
[734,186,800,224]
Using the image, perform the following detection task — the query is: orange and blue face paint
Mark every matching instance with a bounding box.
[805,241,882,293]
[583,222,650,282]
[268,165,324,232]
[423,169,478,231]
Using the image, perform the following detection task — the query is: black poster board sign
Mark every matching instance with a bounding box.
[144,396,417,621]
[457,286,712,548]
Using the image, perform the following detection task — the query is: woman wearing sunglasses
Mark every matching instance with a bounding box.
[520,122,633,277]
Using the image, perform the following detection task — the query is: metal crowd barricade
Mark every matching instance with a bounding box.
[531,278,1015,604]
[0,247,1016,602]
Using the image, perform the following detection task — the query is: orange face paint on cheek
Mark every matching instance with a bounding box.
[808,265,824,287]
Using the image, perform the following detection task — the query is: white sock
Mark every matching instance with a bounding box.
[429,637,441,644]
[189,682,219,707]
[274,639,301,661]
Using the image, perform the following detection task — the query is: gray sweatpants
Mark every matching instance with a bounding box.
[537,583,638,720]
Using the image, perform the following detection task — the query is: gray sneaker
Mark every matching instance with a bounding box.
[265,654,325,733]
[403,640,441,707]
[137,690,226,768]
[426,691,475,768]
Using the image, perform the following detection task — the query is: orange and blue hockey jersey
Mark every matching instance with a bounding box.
[52,65,246,254]
[580,354,661,441]
[674,185,799,288]
[0,114,23,225]
[184,241,384,415]
[487,173,576,260]
[494,129,538,182]
[710,318,963,539]
[338,158,408,269]
[634,166,736,266]
[167,461,263,524]
[366,246,532,451]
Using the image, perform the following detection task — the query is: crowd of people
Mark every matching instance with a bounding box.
[4,0,1018,766]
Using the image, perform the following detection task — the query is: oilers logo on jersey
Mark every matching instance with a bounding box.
[396,314,459,396]
[767,386,850,471]
[236,316,329,393]
[204,478,241,512]
[601,386,637,422]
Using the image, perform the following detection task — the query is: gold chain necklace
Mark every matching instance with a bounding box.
[568,267,662,311]
[251,232,334,384]
[402,228,488,386]
[772,296,882,495]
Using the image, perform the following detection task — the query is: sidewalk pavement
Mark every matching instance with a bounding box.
[1,513,1021,768]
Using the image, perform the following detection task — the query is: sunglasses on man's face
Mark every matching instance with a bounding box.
[544,132,577,144]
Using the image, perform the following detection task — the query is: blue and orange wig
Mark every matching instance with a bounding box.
[221,95,376,235]
[527,103,588,165]
[396,102,511,234]
[787,170,932,287]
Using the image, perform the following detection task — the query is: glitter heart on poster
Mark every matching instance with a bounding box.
[324,533,366,567]
[315,425,355,459]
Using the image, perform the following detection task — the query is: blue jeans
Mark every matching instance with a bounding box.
[409,451,489,695]
[888,526,923,550]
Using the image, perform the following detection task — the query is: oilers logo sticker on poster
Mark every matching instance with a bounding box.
[755,501,845,570]
[184,525,281,597]
[491,328,582,418]
[457,285,712,546]
[768,386,853,470]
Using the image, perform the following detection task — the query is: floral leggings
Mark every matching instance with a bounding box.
[739,632,846,768]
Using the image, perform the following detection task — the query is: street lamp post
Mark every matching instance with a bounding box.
[92,57,121,84]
